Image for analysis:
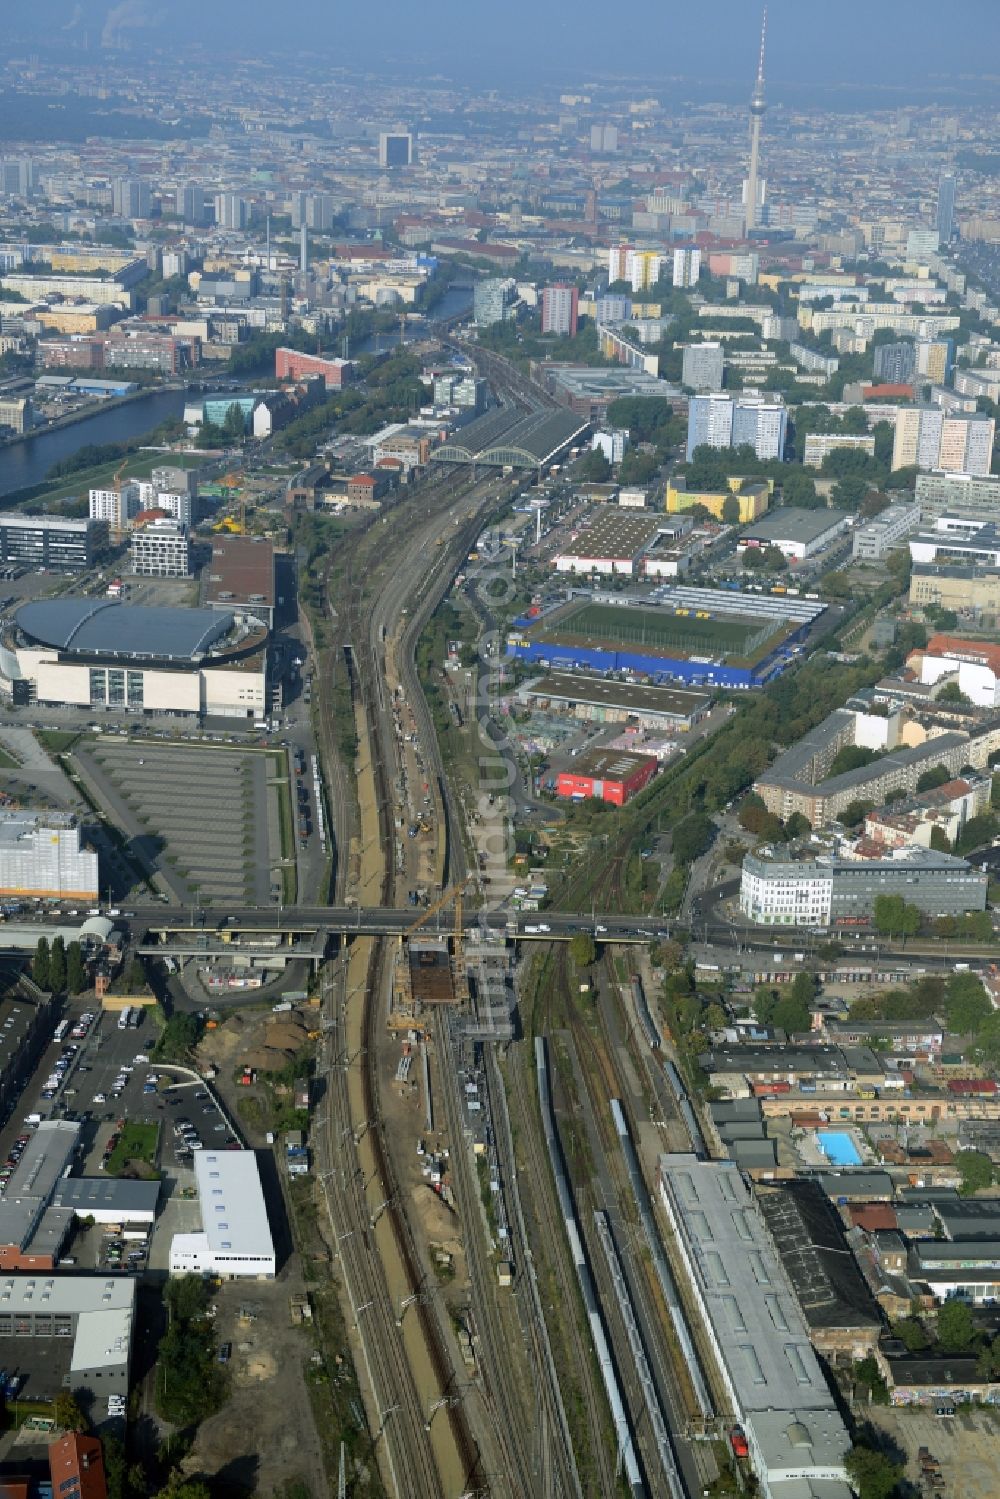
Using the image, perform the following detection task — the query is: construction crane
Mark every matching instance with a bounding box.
[401,876,470,943]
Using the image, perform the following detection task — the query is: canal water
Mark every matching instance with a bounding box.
[0,388,187,499]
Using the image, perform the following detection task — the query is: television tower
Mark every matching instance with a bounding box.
[745,7,767,233]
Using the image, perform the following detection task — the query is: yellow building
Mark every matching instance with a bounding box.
[665,476,771,524]
[36,305,120,334]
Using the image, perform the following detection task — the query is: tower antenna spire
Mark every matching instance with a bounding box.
[745,6,768,232]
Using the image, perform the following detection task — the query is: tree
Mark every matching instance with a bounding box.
[784,811,811,840]
[829,744,879,776]
[66,941,86,995]
[771,989,813,1034]
[569,932,596,968]
[946,971,991,1034]
[153,1011,204,1061]
[893,1315,930,1352]
[48,936,67,994]
[32,937,50,991]
[578,447,611,482]
[916,762,952,793]
[854,1355,889,1404]
[840,799,875,828]
[222,401,247,442]
[671,812,714,865]
[721,493,741,524]
[929,825,953,854]
[157,1474,212,1499]
[956,812,999,855]
[54,1390,88,1432]
[872,895,920,938]
[845,1445,904,1499]
[937,1296,976,1350]
[956,1149,994,1197]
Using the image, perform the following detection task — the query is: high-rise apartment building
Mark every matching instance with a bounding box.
[608,244,632,284]
[378,132,413,168]
[290,192,335,232]
[681,342,724,391]
[214,193,249,230]
[624,249,665,292]
[112,177,149,219]
[916,338,953,385]
[473,278,517,326]
[0,157,36,196]
[89,482,141,532]
[937,172,957,246]
[892,407,995,475]
[672,247,701,288]
[687,392,787,462]
[541,284,579,337]
[590,124,619,153]
[595,294,632,323]
[175,184,207,225]
[873,341,916,385]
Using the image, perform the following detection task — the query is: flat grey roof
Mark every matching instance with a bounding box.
[740,507,849,545]
[53,1178,159,1217]
[521,671,712,720]
[658,1156,841,1413]
[17,597,235,662]
[0,1121,80,1252]
[194,1149,274,1259]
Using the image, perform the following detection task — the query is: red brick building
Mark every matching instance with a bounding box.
[275,348,353,389]
[556,749,656,807]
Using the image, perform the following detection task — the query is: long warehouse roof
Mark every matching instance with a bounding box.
[434,406,588,467]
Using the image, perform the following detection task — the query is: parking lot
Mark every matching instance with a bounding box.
[76,738,285,906]
[867,1405,1000,1499]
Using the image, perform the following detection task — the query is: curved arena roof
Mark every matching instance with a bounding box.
[16,598,235,663]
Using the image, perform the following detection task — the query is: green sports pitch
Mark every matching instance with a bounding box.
[549,600,779,659]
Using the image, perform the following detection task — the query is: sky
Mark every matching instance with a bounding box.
[11,0,1000,100]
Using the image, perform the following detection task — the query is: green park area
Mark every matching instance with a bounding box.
[105,1121,159,1177]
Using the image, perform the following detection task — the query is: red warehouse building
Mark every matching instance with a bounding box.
[556,749,656,807]
[275,348,354,389]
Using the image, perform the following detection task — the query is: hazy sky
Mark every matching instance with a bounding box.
[13,0,1000,97]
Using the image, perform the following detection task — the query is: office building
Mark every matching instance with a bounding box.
[740,844,987,927]
[378,132,413,168]
[892,407,994,475]
[130,518,191,579]
[852,503,919,561]
[169,1149,275,1279]
[666,477,770,524]
[906,228,940,261]
[175,184,207,225]
[275,348,352,389]
[473,277,517,327]
[681,342,724,391]
[687,392,787,462]
[672,247,701,288]
[0,813,97,902]
[873,340,916,384]
[214,193,249,230]
[0,157,35,197]
[111,177,149,220]
[657,1157,852,1499]
[937,172,957,246]
[910,566,1000,614]
[540,284,579,337]
[0,514,106,571]
[916,469,1000,517]
[0,396,32,435]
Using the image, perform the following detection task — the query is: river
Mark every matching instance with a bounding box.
[351,282,473,355]
[0,388,187,500]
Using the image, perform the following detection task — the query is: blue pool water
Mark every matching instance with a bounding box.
[816,1130,862,1167]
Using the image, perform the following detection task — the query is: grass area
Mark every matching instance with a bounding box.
[35,729,81,754]
[105,1120,159,1176]
[551,599,777,658]
[0,747,19,770]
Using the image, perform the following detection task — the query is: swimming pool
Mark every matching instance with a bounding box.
[816,1130,862,1167]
